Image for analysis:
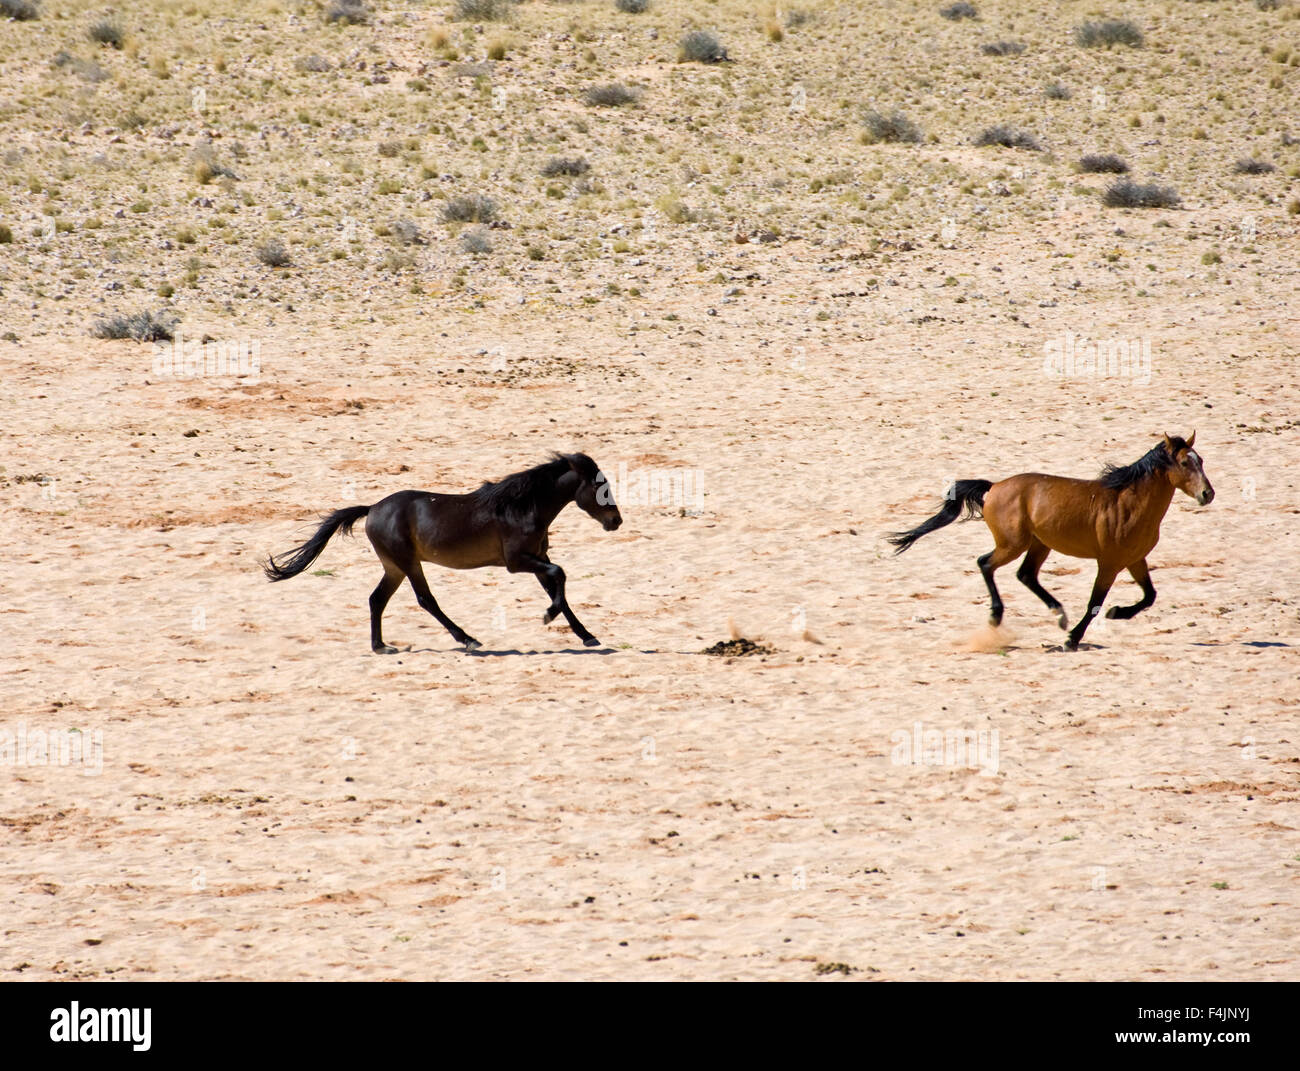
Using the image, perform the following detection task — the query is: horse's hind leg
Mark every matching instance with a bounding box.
[1016,538,1068,630]
[369,561,404,654]
[1105,558,1156,620]
[406,560,481,650]
[977,544,1024,626]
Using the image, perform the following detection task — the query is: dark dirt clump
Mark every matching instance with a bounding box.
[701,638,774,657]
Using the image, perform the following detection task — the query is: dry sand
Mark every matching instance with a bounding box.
[1,0,1298,980]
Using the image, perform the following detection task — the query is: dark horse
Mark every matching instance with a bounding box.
[264,453,622,652]
[889,434,1214,650]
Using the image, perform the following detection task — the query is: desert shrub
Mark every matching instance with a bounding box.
[442,194,497,223]
[582,83,640,107]
[1044,82,1071,99]
[1234,157,1276,174]
[390,218,423,245]
[541,156,589,177]
[1,0,40,20]
[91,309,178,341]
[256,239,292,266]
[973,125,1042,150]
[981,40,1024,56]
[939,3,977,19]
[862,109,923,144]
[451,61,491,80]
[455,0,515,20]
[0,224,12,243]
[654,190,695,223]
[1102,179,1180,208]
[1075,19,1143,49]
[192,144,239,183]
[193,160,225,184]
[325,0,370,24]
[295,54,332,72]
[53,51,108,82]
[88,19,124,48]
[1078,153,1129,173]
[615,0,649,11]
[381,250,415,272]
[680,30,729,63]
[460,227,492,254]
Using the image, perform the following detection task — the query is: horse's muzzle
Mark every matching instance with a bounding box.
[603,516,622,531]
[1197,488,1214,506]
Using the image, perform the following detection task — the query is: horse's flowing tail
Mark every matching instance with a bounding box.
[888,480,993,554]
[263,506,370,581]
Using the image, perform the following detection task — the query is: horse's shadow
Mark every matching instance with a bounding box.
[1044,639,1291,652]
[464,646,618,658]
[388,645,654,657]
[1193,640,1291,649]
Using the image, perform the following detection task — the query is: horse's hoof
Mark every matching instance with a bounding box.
[583,636,602,648]
[1055,610,1069,630]
[372,644,399,655]
[462,637,482,650]
[1104,607,1120,619]
[542,609,558,625]
[1063,640,1079,652]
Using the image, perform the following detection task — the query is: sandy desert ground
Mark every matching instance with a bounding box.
[1,0,1298,980]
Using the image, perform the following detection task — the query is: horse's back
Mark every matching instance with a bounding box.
[986,472,1080,512]
[364,489,504,568]
[986,473,1107,557]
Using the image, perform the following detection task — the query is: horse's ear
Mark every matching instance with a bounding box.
[562,453,593,479]
[1162,432,1175,453]
[1186,430,1196,449]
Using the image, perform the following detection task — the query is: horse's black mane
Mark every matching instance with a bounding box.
[475,453,599,517]
[1098,438,1184,489]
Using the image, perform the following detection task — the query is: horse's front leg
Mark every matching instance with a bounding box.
[1065,565,1119,651]
[506,549,601,647]
[1105,558,1156,620]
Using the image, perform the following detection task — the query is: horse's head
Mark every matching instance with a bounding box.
[565,453,622,531]
[1163,431,1214,506]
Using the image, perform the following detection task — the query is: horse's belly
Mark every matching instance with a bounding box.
[423,545,502,569]
[419,531,503,569]
[1039,531,1101,559]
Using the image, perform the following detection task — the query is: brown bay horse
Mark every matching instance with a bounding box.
[264,453,622,652]
[889,434,1214,650]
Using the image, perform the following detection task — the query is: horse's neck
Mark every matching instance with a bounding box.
[536,472,578,528]
[1124,473,1175,522]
